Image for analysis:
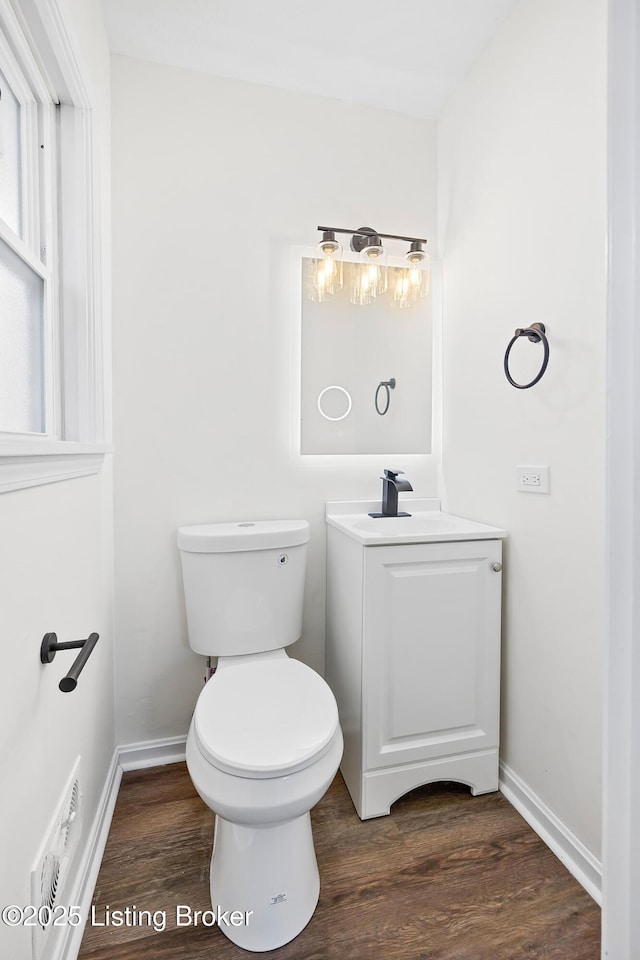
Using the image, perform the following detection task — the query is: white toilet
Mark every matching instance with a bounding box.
[177,519,343,953]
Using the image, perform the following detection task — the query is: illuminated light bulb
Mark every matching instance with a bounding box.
[314,230,343,298]
[364,259,383,295]
[315,264,333,300]
[306,231,344,302]
[360,235,387,296]
[351,259,392,305]
[390,268,412,309]
[404,241,430,300]
[349,260,375,305]
[306,257,335,302]
[320,251,340,287]
[349,234,387,305]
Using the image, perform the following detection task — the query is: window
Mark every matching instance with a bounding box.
[0,33,56,437]
[0,0,107,492]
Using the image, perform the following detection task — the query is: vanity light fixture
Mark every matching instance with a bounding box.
[311,226,429,307]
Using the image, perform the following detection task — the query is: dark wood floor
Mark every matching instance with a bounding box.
[79,763,600,960]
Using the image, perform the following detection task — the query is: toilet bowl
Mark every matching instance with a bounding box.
[178,520,343,952]
[186,653,343,952]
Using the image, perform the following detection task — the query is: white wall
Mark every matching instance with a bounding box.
[110,56,438,745]
[0,4,113,959]
[438,0,606,858]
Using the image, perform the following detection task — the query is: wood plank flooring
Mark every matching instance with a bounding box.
[79,764,600,960]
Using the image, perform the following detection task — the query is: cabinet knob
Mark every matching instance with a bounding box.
[491,561,503,572]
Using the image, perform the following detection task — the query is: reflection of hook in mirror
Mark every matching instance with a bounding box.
[317,385,352,421]
[375,378,396,416]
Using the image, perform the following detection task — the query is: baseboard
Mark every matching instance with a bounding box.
[58,749,122,960]
[117,734,187,771]
[499,761,602,905]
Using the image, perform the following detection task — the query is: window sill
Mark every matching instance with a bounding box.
[0,440,112,494]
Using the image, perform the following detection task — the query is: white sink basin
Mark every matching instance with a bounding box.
[326,499,506,546]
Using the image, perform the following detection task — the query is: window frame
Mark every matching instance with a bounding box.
[0,0,109,493]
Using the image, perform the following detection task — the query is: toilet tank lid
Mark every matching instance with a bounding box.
[177,519,310,553]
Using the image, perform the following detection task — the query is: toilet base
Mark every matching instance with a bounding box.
[209,812,320,952]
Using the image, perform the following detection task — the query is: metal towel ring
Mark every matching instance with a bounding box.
[375,378,396,415]
[504,323,549,389]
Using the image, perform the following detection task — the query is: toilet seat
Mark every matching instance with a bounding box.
[194,658,339,779]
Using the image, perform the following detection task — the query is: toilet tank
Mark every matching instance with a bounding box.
[177,520,310,656]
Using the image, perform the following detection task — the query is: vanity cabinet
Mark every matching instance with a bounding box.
[326,513,504,819]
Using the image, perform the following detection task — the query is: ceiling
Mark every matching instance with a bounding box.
[101,0,519,119]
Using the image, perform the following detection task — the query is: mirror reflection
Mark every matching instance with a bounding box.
[300,258,432,455]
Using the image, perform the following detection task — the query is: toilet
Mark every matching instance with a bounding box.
[177,519,343,953]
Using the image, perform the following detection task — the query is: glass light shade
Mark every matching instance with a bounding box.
[349,237,387,305]
[390,268,412,309]
[307,235,343,302]
[361,238,387,296]
[319,239,343,291]
[348,260,374,305]
[305,257,335,302]
[405,247,430,300]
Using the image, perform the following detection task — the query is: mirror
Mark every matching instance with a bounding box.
[299,256,433,455]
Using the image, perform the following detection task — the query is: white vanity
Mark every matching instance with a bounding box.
[325,499,506,819]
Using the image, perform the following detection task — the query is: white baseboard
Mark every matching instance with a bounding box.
[58,750,122,960]
[499,761,602,905]
[117,734,187,771]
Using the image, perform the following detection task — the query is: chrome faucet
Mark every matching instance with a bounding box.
[369,469,413,518]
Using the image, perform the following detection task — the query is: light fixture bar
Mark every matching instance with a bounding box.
[317,225,427,245]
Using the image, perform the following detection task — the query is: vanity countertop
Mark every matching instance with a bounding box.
[326,499,506,546]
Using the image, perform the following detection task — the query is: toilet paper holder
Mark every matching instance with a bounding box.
[40,631,99,692]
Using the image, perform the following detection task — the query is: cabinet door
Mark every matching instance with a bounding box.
[362,540,502,771]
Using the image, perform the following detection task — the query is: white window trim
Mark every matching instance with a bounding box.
[0,0,110,492]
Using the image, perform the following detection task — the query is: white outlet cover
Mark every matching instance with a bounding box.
[516,465,550,493]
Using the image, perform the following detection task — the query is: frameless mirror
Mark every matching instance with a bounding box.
[299,256,432,455]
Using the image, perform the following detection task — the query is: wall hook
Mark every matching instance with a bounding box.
[503,323,550,389]
[40,632,99,692]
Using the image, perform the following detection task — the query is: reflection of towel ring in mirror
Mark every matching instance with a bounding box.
[317,385,352,421]
[504,323,550,389]
[375,377,396,416]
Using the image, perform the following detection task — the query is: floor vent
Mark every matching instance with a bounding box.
[30,757,83,960]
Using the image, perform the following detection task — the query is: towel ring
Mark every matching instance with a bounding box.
[375,378,396,416]
[504,323,549,389]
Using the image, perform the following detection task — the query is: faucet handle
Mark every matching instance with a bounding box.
[383,468,405,480]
